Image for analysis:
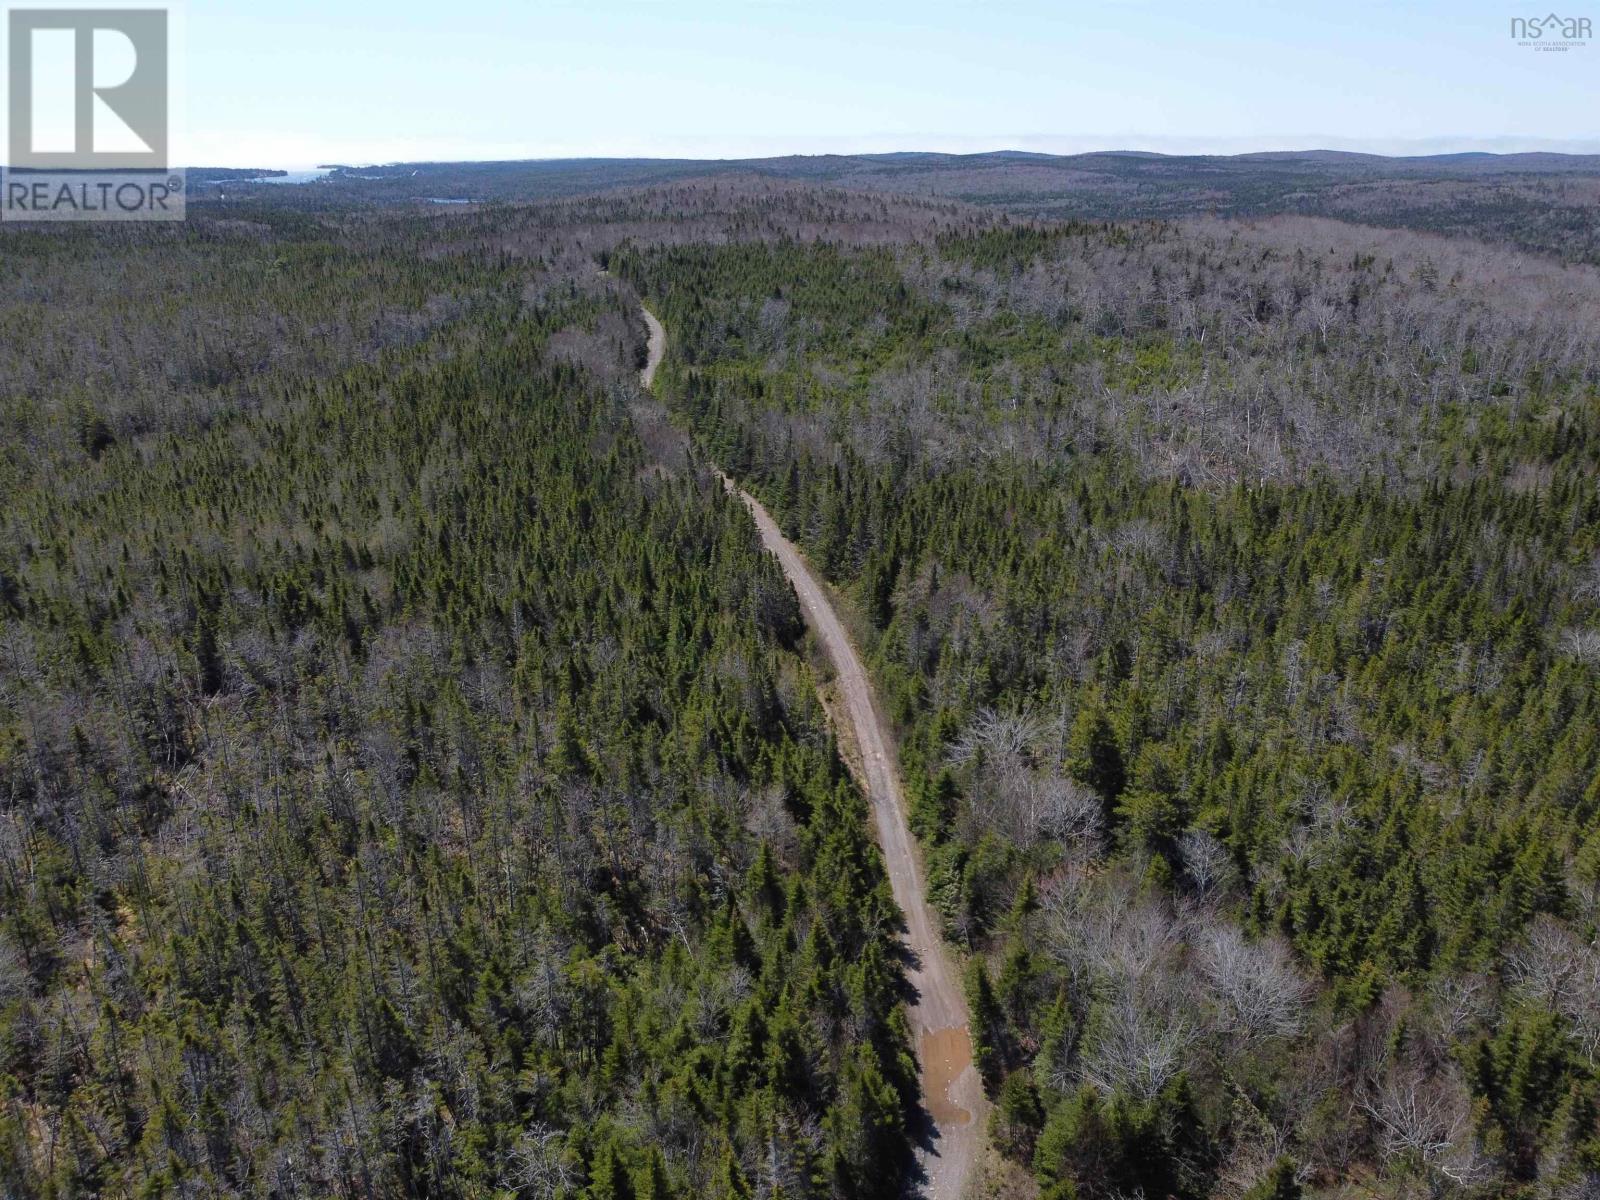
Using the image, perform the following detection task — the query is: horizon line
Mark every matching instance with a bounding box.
[179,142,1600,173]
[171,134,1600,173]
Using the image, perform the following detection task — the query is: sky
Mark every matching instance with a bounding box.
[167,0,1600,166]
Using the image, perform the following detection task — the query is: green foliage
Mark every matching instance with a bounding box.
[994,1068,1046,1159]
[1035,1079,1211,1200]
[1241,1157,1302,1200]
[620,222,1600,1196]
[965,959,1006,1089]
[9,177,1600,1198]
[0,213,917,1198]
[1066,703,1125,810]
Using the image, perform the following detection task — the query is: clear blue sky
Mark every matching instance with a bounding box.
[179,0,1600,166]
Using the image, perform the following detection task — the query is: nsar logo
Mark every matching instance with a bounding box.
[1511,11,1592,50]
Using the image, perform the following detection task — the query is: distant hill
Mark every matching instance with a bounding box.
[187,148,1600,261]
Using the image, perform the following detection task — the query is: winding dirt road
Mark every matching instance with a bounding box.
[641,306,666,390]
[639,306,985,1199]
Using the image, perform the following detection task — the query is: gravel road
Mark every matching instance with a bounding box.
[641,305,985,1199]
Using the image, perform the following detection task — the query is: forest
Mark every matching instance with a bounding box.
[3,174,1599,1200]
[0,189,978,1197]
[617,214,1600,1197]
[196,153,1600,265]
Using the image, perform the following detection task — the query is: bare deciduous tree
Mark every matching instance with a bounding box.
[1508,915,1600,1066]
[505,1124,577,1199]
[1031,775,1104,850]
[948,705,1044,770]
[0,931,27,1004]
[1197,925,1310,1042]
[1360,1062,1489,1185]
[1077,987,1198,1101]
[1427,972,1494,1042]
[1178,829,1235,903]
[1558,627,1600,667]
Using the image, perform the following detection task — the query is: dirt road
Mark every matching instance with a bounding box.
[639,305,985,1199]
[640,306,666,388]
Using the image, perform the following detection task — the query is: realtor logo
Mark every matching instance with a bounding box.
[4,6,183,220]
[9,7,167,166]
